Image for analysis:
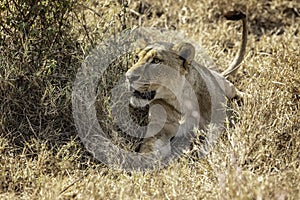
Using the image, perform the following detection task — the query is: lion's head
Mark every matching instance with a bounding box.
[125,42,196,107]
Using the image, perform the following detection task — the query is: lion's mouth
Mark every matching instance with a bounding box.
[132,90,156,100]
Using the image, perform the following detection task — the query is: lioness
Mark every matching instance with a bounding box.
[125,11,247,157]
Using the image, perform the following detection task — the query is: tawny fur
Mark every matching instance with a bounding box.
[125,11,247,157]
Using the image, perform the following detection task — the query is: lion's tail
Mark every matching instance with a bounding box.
[221,11,247,77]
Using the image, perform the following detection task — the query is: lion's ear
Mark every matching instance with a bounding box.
[173,42,195,70]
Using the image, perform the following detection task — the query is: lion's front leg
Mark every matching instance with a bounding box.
[138,103,172,157]
[138,103,180,158]
[139,132,171,157]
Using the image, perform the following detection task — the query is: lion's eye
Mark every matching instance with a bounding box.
[151,58,161,64]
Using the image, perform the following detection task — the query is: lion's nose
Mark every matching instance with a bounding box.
[126,73,140,83]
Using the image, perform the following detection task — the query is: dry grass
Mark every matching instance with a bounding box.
[0,0,299,199]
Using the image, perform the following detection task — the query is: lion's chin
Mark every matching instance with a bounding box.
[129,96,151,108]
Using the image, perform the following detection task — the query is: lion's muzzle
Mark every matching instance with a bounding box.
[126,73,140,83]
[126,71,156,101]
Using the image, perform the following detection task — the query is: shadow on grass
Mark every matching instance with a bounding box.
[0,0,93,162]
